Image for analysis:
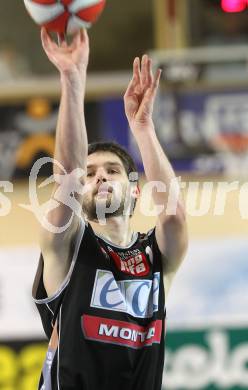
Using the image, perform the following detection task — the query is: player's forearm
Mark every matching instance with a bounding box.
[54,71,88,175]
[133,123,182,212]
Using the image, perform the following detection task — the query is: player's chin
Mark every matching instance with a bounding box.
[95,198,113,210]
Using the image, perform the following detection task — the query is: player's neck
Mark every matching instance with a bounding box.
[90,215,134,247]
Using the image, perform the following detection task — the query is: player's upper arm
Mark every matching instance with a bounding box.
[39,182,83,297]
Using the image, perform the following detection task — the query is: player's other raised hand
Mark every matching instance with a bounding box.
[124,55,162,133]
[40,27,89,76]
[124,55,161,131]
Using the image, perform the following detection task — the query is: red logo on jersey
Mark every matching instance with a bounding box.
[81,314,162,349]
[107,247,150,276]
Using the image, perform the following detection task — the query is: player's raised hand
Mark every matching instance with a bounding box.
[41,27,89,76]
[124,55,161,132]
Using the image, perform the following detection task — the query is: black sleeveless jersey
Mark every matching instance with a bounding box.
[32,220,166,390]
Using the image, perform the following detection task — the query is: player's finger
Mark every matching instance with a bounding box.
[144,68,162,101]
[81,28,89,44]
[153,68,162,90]
[124,76,136,98]
[43,28,58,49]
[125,57,142,98]
[133,57,142,87]
[69,30,80,50]
[147,57,154,86]
[75,29,82,46]
[41,28,54,53]
[145,68,161,102]
[41,27,50,46]
[72,29,87,51]
[141,54,148,87]
[57,32,66,47]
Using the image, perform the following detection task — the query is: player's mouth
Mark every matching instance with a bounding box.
[96,190,111,197]
[94,184,113,197]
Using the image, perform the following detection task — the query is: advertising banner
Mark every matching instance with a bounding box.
[164,326,248,389]
[1,89,248,179]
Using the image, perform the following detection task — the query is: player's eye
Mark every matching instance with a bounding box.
[108,169,118,174]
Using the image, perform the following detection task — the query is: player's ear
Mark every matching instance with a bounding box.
[131,184,140,199]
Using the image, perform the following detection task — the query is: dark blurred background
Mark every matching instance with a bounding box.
[2,1,248,74]
[0,0,154,73]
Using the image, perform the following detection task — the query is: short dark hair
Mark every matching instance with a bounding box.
[87,142,139,215]
[88,142,138,182]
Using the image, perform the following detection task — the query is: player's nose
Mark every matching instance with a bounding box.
[95,168,107,184]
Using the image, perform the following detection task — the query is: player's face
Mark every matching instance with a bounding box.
[82,151,137,222]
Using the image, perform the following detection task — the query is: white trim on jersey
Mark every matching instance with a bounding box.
[94,231,139,249]
[46,303,54,316]
[57,306,62,390]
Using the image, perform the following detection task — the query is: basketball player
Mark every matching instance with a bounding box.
[32,27,188,390]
